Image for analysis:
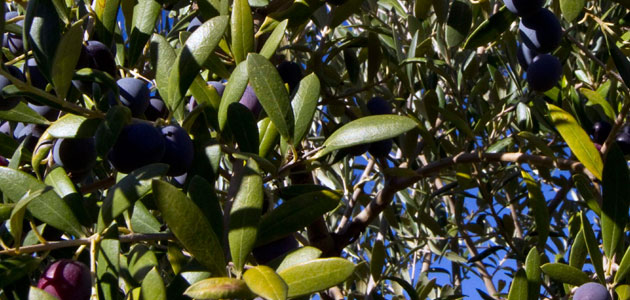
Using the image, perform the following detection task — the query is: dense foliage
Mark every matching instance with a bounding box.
[1,0,630,299]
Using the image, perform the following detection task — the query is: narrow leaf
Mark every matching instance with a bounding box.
[463,6,516,49]
[547,103,603,180]
[256,190,341,246]
[445,0,472,48]
[521,171,549,249]
[581,212,605,284]
[560,0,584,22]
[128,0,161,66]
[259,19,288,59]
[141,268,167,300]
[616,246,630,284]
[275,246,322,273]
[218,62,249,131]
[243,266,288,300]
[51,20,83,100]
[525,247,541,300]
[228,103,260,153]
[291,73,320,145]
[229,159,263,274]
[184,277,253,299]
[47,114,102,138]
[313,115,417,158]
[247,53,293,140]
[507,268,528,300]
[149,34,177,117]
[152,180,226,275]
[540,263,590,286]
[601,143,630,260]
[580,88,615,121]
[231,0,254,64]
[277,258,355,298]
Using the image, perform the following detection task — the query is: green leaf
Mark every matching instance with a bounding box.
[0,256,41,288]
[275,246,322,273]
[445,0,472,48]
[94,0,121,47]
[149,34,178,119]
[141,268,167,300]
[381,277,419,300]
[129,244,159,283]
[463,6,516,49]
[50,0,69,24]
[259,19,288,59]
[291,73,320,146]
[507,268,528,300]
[0,166,84,237]
[580,88,616,122]
[47,114,102,138]
[525,248,541,300]
[229,159,263,274]
[243,266,288,300]
[607,36,630,89]
[218,61,249,131]
[97,224,120,300]
[188,176,225,242]
[277,258,355,298]
[616,246,630,284]
[521,171,549,250]
[313,115,417,158]
[560,0,584,22]
[94,105,131,157]
[573,174,602,216]
[98,164,169,232]
[130,200,161,234]
[569,229,587,270]
[29,287,59,300]
[547,103,603,180]
[370,240,386,282]
[51,20,83,100]
[0,102,50,125]
[24,0,61,82]
[10,187,48,244]
[601,143,630,260]
[228,103,260,153]
[414,0,432,19]
[152,180,226,275]
[184,277,253,299]
[231,0,254,64]
[581,212,605,284]
[168,16,228,116]
[247,53,293,140]
[540,263,590,286]
[0,132,19,159]
[256,190,341,246]
[128,0,161,66]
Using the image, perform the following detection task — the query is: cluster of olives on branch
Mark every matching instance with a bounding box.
[592,120,630,154]
[506,0,563,92]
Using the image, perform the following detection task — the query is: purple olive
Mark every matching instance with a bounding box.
[53,138,97,174]
[526,54,562,92]
[573,282,611,300]
[516,42,539,70]
[276,61,303,93]
[239,85,262,118]
[616,132,630,155]
[519,8,563,54]
[108,122,165,173]
[109,78,150,117]
[160,125,194,176]
[592,121,612,144]
[37,259,91,300]
[502,0,544,17]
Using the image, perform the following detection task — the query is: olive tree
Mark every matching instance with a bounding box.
[0,0,629,299]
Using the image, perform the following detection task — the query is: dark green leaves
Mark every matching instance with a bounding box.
[601,143,630,260]
[445,0,472,48]
[228,103,259,153]
[0,167,84,237]
[463,6,516,49]
[547,103,603,180]
[313,115,417,158]
[277,258,355,298]
[256,190,341,246]
[231,0,254,64]
[24,0,61,82]
[247,53,293,140]
[152,180,226,275]
[168,16,228,116]
[149,34,177,119]
[507,268,528,300]
[228,159,263,274]
[218,61,249,131]
[521,171,549,249]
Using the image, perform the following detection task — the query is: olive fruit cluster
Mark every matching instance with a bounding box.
[592,121,630,154]
[506,0,563,92]
[108,122,194,176]
[37,259,91,300]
